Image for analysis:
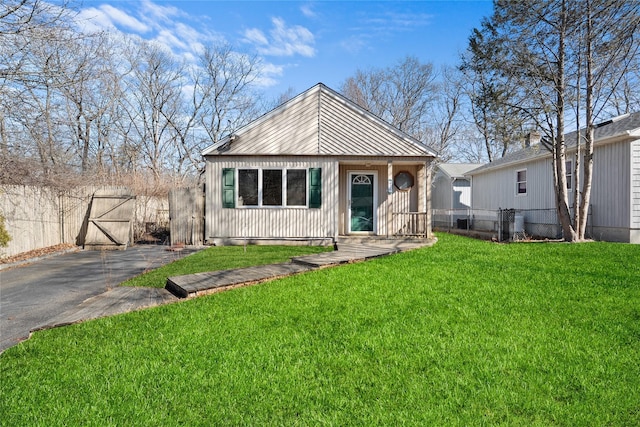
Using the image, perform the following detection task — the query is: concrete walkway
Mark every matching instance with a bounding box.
[2,239,434,353]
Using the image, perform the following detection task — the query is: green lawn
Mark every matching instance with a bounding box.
[1,234,639,426]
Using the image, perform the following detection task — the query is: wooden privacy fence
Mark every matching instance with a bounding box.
[169,186,205,246]
[0,185,169,259]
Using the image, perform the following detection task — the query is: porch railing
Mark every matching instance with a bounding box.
[392,212,428,238]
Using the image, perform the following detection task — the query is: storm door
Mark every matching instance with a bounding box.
[348,172,376,233]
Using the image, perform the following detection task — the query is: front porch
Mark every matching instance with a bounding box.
[337,160,432,239]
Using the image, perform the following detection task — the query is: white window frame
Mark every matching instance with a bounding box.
[565,160,573,191]
[236,168,308,208]
[516,169,527,196]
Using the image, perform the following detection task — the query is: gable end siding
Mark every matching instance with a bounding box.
[217,90,319,155]
[318,90,429,156]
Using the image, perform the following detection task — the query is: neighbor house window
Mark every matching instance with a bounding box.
[566,160,573,191]
[516,169,527,195]
[235,168,310,207]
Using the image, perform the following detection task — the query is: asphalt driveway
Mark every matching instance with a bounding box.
[0,245,201,353]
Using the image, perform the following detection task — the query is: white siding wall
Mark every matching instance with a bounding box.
[589,140,631,229]
[432,171,453,210]
[631,140,640,241]
[206,156,337,242]
[452,179,472,209]
[472,156,556,210]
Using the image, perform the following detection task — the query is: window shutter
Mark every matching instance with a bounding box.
[309,168,322,208]
[222,168,235,208]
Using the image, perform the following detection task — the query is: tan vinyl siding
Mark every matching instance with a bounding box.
[205,85,434,159]
[206,156,337,240]
[217,90,319,155]
[319,92,427,156]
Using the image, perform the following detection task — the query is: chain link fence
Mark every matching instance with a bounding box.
[433,207,592,242]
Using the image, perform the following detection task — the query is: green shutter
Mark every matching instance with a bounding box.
[222,168,235,208]
[309,168,322,208]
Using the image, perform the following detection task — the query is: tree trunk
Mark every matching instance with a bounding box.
[555,0,578,242]
[577,0,595,240]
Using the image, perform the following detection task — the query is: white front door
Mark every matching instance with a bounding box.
[348,171,377,233]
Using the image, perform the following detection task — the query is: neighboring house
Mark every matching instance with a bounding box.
[468,112,640,243]
[432,163,483,229]
[201,83,437,245]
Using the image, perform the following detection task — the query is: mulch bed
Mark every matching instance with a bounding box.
[0,243,77,264]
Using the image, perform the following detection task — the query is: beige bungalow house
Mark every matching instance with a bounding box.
[202,83,437,245]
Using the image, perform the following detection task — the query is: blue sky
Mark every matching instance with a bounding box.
[77,0,494,99]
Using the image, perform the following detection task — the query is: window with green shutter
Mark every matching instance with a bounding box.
[222,168,235,208]
[309,168,322,208]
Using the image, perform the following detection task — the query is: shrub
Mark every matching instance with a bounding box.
[0,213,11,248]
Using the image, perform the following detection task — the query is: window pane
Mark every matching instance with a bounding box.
[263,169,283,206]
[287,169,307,206]
[517,170,527,194]
[238,169,258,206]
[518,182,527,194]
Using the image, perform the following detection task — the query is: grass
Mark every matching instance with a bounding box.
[1,233,639,426]
[121,244,332,288]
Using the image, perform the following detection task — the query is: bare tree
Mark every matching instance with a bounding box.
[419,66,465,161]
[120,40,184,183]
[341,56,437,139]
[198,46,261,146]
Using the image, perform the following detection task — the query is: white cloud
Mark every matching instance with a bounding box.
[75,7,116,33]
[244,17,315,58]
[300,4,316,18]
[244,28,269,46]
[99,4,150,33]
[140,0,185,24]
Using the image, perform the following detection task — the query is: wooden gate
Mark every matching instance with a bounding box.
[84,188,136,250]
[169,186,205,246]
